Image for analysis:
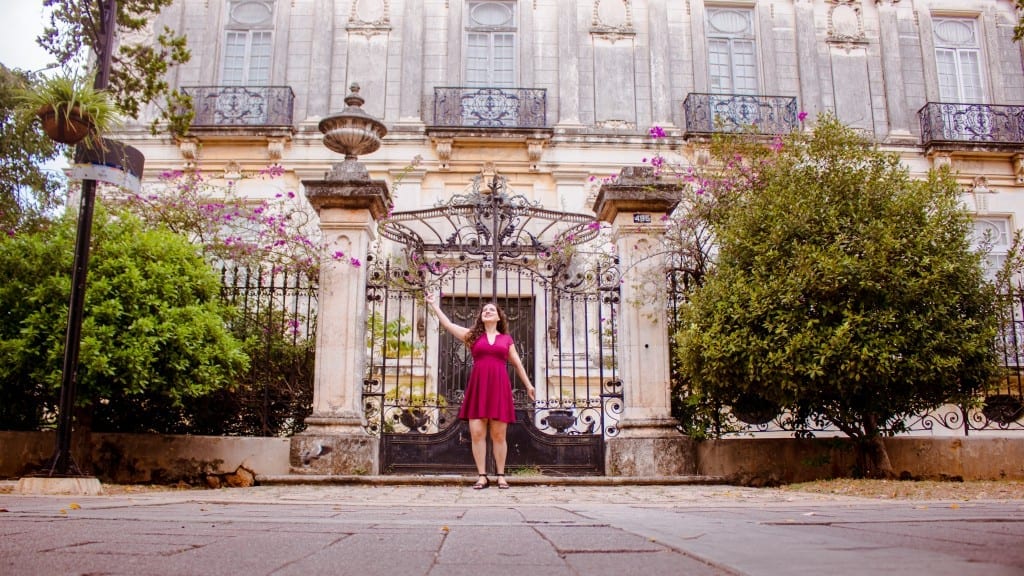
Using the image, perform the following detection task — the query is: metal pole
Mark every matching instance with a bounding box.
[48,0,116,477]
[490,174,500,301]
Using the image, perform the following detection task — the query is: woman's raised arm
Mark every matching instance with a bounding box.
[425,292,470,342]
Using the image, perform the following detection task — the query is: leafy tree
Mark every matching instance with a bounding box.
[676,116,1000,477]
[0,208,248,431]
[0,65,64,234]
[39,0,192,134]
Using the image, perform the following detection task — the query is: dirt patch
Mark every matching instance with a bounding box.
[783,479,1024,501]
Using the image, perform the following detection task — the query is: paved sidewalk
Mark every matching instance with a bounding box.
[2,482,1023,575]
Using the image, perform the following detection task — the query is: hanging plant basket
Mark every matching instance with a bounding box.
[36,104,94,145]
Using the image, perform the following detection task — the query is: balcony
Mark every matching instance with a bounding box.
[183,85,295,129]
[427,87,552,171]
[431,86,547,129]
[919,102,1024,148]
[683,93,799,137]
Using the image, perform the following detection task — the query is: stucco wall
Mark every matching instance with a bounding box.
[0,431,290,483]
[3,431,1022,484]
[697,437,1024,486]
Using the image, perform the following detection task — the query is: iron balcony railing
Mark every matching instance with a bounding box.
[432,86,547,129]
[919,102,1024,146]
[683,93,799,136]
[184,85,295,128]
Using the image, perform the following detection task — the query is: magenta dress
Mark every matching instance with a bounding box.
[458,333,517,423]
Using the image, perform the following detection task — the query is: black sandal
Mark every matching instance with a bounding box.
[473,474,490,490]
[496,474,510,489]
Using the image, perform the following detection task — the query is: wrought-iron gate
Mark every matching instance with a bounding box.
[363,173,622,475]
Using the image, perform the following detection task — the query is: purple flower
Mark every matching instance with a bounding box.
[332,250,345,260]
[587,221,601,230]
[261,164,286,178]
[350,257,362,268]
[798,111,808,122]
[648,125,667,139]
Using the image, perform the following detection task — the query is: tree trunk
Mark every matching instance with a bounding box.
[859,414,896,479]
[859,436,895,478]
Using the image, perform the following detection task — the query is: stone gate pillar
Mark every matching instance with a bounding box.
[291,85,390,475]
[593,167,696,476]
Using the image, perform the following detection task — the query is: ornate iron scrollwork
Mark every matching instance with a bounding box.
[183,85,295,127]
[378,172,604,294]
[683,93,799,135]
[919,102,1024,145]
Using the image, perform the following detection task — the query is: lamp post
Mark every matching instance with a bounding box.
[47,0,117,477]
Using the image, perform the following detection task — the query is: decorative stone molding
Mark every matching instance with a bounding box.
[1014,154,1024,184]
[596,119,636,130]
[692,144,711,167]
[931,153,952,171]
[223,160,243,181]
[970,176,995,212]
[590,0,635,41]
[267,137,287,162]
[433,137,453,171]
[593,166,681,222]
[827,0,866,45]
[346,0,391,35]
[526,138,545,172]
[177,137,199,164]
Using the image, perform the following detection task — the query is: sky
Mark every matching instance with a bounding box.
[0,1,53,73]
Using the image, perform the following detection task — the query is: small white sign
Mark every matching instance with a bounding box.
[69,163,141,194]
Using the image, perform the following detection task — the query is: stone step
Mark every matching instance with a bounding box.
[256,473,727,486]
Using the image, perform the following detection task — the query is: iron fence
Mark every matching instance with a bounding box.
[918,102,1024,145]
[217,265,317,436]
[667,275,1024,437]
[432,86,547,128]
[683,92,799,136]
[184,85,295,128]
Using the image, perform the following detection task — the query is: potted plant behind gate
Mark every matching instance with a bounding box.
[18,73,120,146]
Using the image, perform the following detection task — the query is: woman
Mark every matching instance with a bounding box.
[425,292,535,489]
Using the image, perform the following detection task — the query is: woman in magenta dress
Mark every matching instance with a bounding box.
[426,293,535,489]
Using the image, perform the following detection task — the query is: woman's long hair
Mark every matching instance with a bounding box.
[464,301,509,346]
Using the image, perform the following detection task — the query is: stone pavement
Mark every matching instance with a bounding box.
[2,480,1023,576]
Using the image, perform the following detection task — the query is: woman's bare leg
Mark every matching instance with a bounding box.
[489,420,508,480]
[469,419,489,476]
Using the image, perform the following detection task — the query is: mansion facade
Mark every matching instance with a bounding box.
[115,0,1023,259]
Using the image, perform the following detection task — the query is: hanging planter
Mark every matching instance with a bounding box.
[17,73,120,147]
[36,104,95,145]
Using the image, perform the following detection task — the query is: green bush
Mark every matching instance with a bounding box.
[0,209,248,430]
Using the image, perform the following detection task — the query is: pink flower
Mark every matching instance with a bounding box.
[332,251,346,260]
[350,257,362,268]
[648,125,667,139]
[261,164,286,178]
[798,111,808,122]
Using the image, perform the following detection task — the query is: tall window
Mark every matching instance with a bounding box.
[706,7,758,94]
[465,1,517,87]
[933,18,985,103]
[972,218,1011,281]
[222,0,275,86]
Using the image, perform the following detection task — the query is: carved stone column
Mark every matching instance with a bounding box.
[593,167,696,476]
[291,85,390,475]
